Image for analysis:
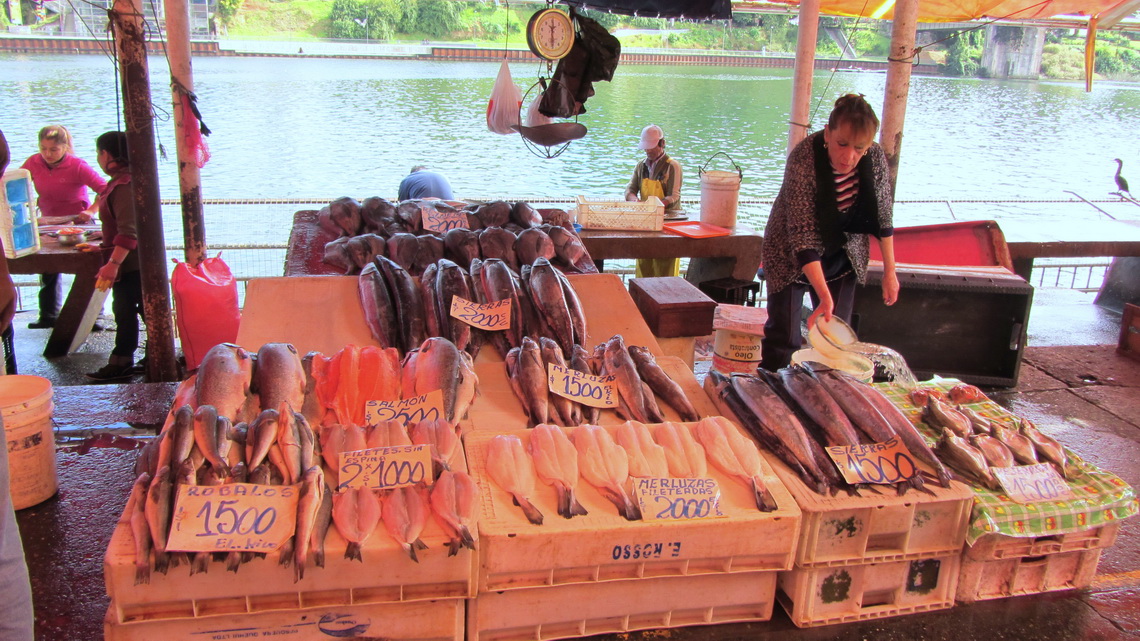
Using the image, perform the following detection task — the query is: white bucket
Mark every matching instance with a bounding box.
[0,375,57,510]
[712,328,763,375]
[699,153,742,229]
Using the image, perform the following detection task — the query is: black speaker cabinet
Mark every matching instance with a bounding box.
[851,264,1034,388]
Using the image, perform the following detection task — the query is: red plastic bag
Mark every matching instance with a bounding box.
[172,254,240,370]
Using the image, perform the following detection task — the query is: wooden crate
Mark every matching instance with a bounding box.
[464,424,801,592]
[706,377,975,568]
[777,554,959,628]
[965,522,1121,561]
[956,548,1103,603]
[106,596,464,641]
[467,571,777,641]
[628,277,717,338]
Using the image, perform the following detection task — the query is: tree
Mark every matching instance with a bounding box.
[416,0,461,38]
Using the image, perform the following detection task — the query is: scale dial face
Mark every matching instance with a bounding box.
[527,8,574,61]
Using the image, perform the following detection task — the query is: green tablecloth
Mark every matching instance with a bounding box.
[875,378,1138,545]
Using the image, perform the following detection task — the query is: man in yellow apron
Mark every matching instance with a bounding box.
[625,124,683,277]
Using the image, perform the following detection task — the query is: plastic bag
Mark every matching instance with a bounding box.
[172,254,240,370]
[486,59,522,135]
[525,91,553,128]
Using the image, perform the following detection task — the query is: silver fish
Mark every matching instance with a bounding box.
[195,343,255,423]
[628,345,699,421]
[255,343,306,415]
[359,262,399,349]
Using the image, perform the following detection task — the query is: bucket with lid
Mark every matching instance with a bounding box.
[699,152,742,229]
[0,375,57,510]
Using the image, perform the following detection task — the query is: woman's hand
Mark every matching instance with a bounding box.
[74,212,94,224]
[807,297,834,330]
[96,261,120,292]
[881,268,900,306]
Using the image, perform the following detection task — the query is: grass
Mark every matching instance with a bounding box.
[227,0,334,39]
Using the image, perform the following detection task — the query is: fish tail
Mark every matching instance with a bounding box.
[345,542,363,562]
[619,490,642,521]
[278,537,295,567]
[134,561,150,586]
[313,548,326,569]
[447,540,461,557]
[293,557,305,583]
[459,525,477,551]
[225,552,242,574]
[190,552,210,576]
[568,489,588,517]
[751,478,778,512]
[405,542,421,563]
[153,551,171,575]
[516,495,545,525]
[555,484,572,519]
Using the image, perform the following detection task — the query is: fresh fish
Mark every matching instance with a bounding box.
[255,343,306,415]
[507,338,548,427]
[311,482,334,569]
[628,346,699,421]
[331,487,383,562]
[381,484,432,562]
[959,406,995,435]
[695,416,779,512]
[511,201,542,228]
[322,236,354,273]
[778,365,862,447]
[375,255,427,354]
[246,408,279,470]
[570,425,640,521]
[277,404,303,485]
[992,422,1039,465]
[129,472,152,585]
[420,262,441,338]
[529,424,588,519]
[443,227,481,269]
[453,351,479,424]
[410,418,461,477]
[485,435,545,525]
[145,465,175,575]
[193,405,230,477]
[938,428,999,490]
[396,200,423,230]
[614,420,670,478]
[478,226,520,272]
[327,196,362,236]
[1018,417,1069,478]
[547,225,588,270]
[293,466,325,582]
[194,461,227,574]
[360,196,397,232]
[925,397,972,438]
[653,421,708,478]
[195,343,255,423]
[359,262,399,349]
[515,227,555,265]
[473,201,512,228]
[293,410,316,474]
[430,470,480,555]
[551,265,588,348]
[540,337,579,426]
[949,383,987,404]
[434,259,474,351]
[386,232,420,271]
[169,404,196,468]
[135,431,163,479]
[413,235,445,277]
[970,433,1016,468]
[345,235,378,272]
[527,258,576,354]
[570,345,602,424]
[366,419,413,450]
[476,258,526,354]
[602,335,652,423]
[409,337,473,423]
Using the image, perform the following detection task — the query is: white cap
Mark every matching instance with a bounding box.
[638,125,664,150]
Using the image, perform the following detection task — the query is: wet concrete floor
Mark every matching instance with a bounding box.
[9,293,1140,640]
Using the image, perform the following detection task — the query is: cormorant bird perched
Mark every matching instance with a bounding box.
[1114,158,1131,197]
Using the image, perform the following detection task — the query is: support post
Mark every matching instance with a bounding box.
[880,0,919,195]
[112,0,180,382]
[787,0,821,154]
[164,0,208,265]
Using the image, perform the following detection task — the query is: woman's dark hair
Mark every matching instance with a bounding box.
[827,94,880,139]
[96,131,130,167]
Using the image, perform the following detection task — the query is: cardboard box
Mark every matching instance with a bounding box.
[628,277,717,338]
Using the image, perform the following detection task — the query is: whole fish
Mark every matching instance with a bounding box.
[410,418,461,477]
[129,472,152,585]
[195,343,255,423]
[515,227,555,265]
[345,235,379,272]
[475,258,526,356]
[409,337,475,422]
[443,227,482,269]
[506,339,549,427]
[473,201,511,228]
[511,201,543,228]
[311,482,334,569]
[293,466,325,582]
[194,461,227,574]
[293,410,316,473]
[778,365,862,447]
[374,255,427,354]
[255,343,306,415]
[478,226,520,272]
[434,259,474,351]
[958,406,995,435]
[359,262,399,349]
[614,420,670,478]
[381,484,432,562]
[992,422,1039,465]
[529,424,588,519]
[570,425,640,521]
[144,465,175,575]
[168,404,196,468]
[485,435,545,525]
[327,196,362,236]
[527,258,576,354]
[970,433,1016,468]
[331,487,382,562]
[539,337,580,426]
[547,225,588,269]
[193,405,230,477]
[552,266,588,348]
[847,378,954,489]
[360,196,397,232]
[246,408,280,470]
[300,352,325,427]
[925,397,972,438]
[570,345,602,425]
[413,234,445,277]
[653,421,708,478]
[628,346,699,421]
[386,233,420,272]
[420,262,441,338]
[939,428,999,490]
[322,236,354,273]
[430,470,480,554]
[695,416,779,512]
[277,404,303,485]
[602,335,652,423]
[1018,417,1069,478]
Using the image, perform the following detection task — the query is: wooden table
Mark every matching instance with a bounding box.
[1000,218,1140,280]
[9,237,106,356]
[578,224,763,283]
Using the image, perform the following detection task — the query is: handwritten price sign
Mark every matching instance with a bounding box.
[167,483,299,553]
[337,444,432,492]
[422,207,468,233]
[993,463,1075,504]
[365,389,444,425]
[547,363,619,408]
[825,437,919,485]
[449,296,511,331]
[633,477,726,521]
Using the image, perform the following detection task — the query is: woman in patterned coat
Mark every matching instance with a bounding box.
[760,94,899,371]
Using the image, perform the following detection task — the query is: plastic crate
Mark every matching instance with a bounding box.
[705,377,974,568]
[105,596,464,641]
[464,424,801,592]
[956,548,1103,603]
[467,571,777,641]
[777,554,959,628]
[575,195,664,231]
[965,522,1121,561]
[1,169,41,259]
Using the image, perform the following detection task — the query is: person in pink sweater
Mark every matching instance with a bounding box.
[21,125,107,329]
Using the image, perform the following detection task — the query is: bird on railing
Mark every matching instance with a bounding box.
[1113,158,1132,198]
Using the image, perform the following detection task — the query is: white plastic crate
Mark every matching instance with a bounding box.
[574,195,664,231]
[1,169,40,259]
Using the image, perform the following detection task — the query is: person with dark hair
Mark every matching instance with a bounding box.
[86,131,143,381]
[760,94,899,371]
[398,165,454,201]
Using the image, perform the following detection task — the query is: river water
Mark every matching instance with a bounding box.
[2,53,1138,246]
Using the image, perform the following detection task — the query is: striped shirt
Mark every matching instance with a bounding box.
[834,168,859,212]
